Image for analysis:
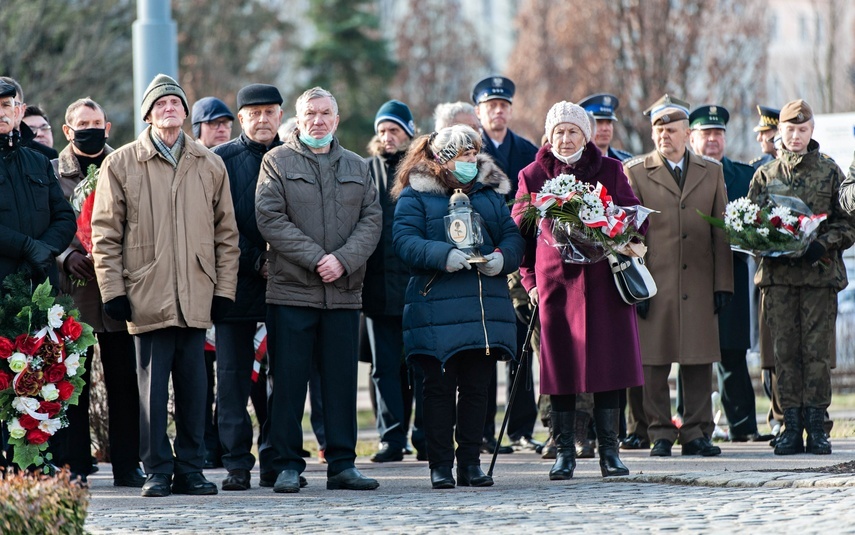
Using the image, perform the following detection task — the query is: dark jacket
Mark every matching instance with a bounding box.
[480,128,538,199]
[20,122,58,160]
[363,147,410,317]
[213,133,282,322]
[0,137,75,286]
[256,132,381,309]
[608,146,633,162]
[393,154,524,366]
[515,143,644,395]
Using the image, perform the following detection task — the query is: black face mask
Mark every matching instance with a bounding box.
[71,127,107,155]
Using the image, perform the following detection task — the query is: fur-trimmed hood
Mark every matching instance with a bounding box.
[407,153,511,196]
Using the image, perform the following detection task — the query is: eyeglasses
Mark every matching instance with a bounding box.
[31,124,52,132]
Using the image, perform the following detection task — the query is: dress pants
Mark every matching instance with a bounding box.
[260,305,359,476]
[203,349,220,463]
[484,316,538,441]
[644,363,712,444]
[97,331,141,474]
[626,385,648,439]
[215,321,258,471]
[415,350,494,469]
[136,327,207,475]
[365,314,407,450]
[717,348,758,436]
[51,346,93,475]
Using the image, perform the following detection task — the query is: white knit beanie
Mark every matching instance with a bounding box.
[544,101,591,143]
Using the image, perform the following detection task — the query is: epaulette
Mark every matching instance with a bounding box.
[701,155,722,165]
[624,157,644,168]
[732,159,753,169]
[749,156,763,165]
[821,152,836,162]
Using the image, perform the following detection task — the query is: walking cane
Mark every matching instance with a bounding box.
[487,302,539,477]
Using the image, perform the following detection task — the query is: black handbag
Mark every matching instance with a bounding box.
[607,253,657,305]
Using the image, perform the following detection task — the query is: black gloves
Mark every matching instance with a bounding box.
[21,237,54,280]
[211,296,234,323]
[803,241,826,265]
[714,291,733,314]
[104,296,132,322]
[636,299,650,319]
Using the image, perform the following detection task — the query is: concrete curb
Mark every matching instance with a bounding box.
[610,470,855,488]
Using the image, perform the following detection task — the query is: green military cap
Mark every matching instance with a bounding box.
[689,105,729,131]
[643,94,690,125]
[779,99,813,124]
[753,105,780,132]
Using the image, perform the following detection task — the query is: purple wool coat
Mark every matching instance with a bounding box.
[514,143,644,395]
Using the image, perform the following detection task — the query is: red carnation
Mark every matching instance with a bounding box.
[44,363,67,383]
[0,336,14,359]
[38,400,62,418]
[60,317,83,341]
[0,371,11,391]
[15,334,43,355]
[56,380,74,401]
[25,429,51,445]
[18,414,39,430]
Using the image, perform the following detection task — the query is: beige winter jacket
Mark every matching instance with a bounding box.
[255,132,381,309]
[91,127,240,335]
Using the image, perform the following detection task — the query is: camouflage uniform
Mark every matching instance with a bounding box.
[748,140,855,411]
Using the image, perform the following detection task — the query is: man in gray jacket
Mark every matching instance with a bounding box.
[256,87,382,493]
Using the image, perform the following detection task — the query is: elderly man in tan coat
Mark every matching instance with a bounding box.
[91,74,240,497]
[624,94,733,458]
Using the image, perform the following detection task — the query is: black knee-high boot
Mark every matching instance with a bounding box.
[594,408,629,477]
[548,411,575,480]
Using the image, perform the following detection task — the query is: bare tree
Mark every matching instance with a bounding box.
[506,0,768,160]
[388,0,491,132]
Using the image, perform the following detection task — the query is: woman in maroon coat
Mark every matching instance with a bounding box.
[514,101,644,480]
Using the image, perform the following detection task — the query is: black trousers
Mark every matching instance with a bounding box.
[415,350,494,470]
[136,327,207,476]
[365,314,407,449]
[260,305,359,476]
[203,349,220,463]
[716,348,758,436]
[215,321,259,471]
[484,316,537,441]
[51,346,93,475]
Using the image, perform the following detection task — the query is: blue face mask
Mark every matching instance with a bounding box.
[299,132,333,149]
[451,161,478,183]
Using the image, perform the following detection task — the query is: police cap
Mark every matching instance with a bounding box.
[689,105,729,131]
[472,76,515,105]
[578,93,619,121]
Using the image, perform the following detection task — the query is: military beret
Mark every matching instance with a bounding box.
[0,81,15,100]
[237,84,283,111]
[689,105,729,131]
[779,99,813,124]
[753,105,780,132]
[643,94,690,125]
[472,76,515,104]
[578,93,620,121]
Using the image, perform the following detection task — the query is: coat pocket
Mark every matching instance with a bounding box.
[25,173,50,212]
[197,252,218,286]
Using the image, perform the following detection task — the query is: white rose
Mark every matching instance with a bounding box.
[38,418,61,435]
[8,352,27,373]
[64,353,80,377]
[12,396,40,414]
[47,304,65,329]
[40,383,59,401]
[8,418,26,439]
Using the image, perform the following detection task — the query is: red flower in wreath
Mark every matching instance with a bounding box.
[56,380,74,401]
[0,370,11,391]
[44,363,67,383]
[38,400,62,418]
[60,317,83,341]
[18,414,39,431]
[15,334,43,356]
[0,336,14,358]
[25,429,50,445]
[14,369,45,397]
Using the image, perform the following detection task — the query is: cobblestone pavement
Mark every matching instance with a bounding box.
[84,438,855,533]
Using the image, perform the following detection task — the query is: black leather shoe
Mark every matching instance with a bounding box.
[172,472,218,495]
[326,467,379,490]
[480,436,513,455]
[430,466,455,489]
[260,471,307,489]
[510,436,543,452]
[273,469,301,493]
[650,439,673,457]
[141,473,172,497]
[457,465,493,487]
[222,468,251,491]
[681,437,722,456]
[114,467,146,488]
[371,442,404,463]
[621,433,651,450]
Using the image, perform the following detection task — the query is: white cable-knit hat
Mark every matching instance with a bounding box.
[544,101,591,143]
